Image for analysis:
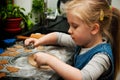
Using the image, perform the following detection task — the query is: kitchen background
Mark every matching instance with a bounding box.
[14,0,120,24]
[14,0,120,15]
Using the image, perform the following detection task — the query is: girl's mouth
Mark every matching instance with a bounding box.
[71,36,75,40]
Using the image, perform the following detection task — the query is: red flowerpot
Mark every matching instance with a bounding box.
[5,18,22,33]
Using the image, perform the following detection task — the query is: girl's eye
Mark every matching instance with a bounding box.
[72,23,78,29]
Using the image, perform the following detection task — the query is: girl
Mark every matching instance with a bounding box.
[24,0,120,80]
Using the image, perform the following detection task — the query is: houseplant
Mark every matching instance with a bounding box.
[0,0,6,26]
[1,0,33,33]
[31,0,46,25]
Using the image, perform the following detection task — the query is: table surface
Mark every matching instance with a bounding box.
[0,41,74,80]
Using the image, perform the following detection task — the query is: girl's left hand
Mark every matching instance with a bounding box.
[33,52,54,66]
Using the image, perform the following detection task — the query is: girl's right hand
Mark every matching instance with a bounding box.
[24,38,40,47]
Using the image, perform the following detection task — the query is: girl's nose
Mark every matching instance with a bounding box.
[68,27,72,34]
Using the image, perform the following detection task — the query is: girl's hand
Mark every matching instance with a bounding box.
[24,38,39,47]
[33,52,54,66]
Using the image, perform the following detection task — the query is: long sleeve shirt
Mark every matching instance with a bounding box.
[56,32,111,80]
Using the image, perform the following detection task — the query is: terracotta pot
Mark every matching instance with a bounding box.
[5,18,22,33]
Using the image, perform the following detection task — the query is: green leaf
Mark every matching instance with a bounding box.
[26,19,34,30]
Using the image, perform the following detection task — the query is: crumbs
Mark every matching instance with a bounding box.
[0,72,6,78]
[0,65,4,70]
[0,59,20,72]
[24,49,32,53]
[6,66,19,73]
[0,51,20,57]
[0,41,45,78]
[0,60,8,64]
[0,45,22,57]
[13,45,23,49]
[36,46,44,50]
[0,59,20,78]
[6,48,16,52]
[0,66,20,78]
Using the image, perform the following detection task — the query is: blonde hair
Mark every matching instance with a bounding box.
[65,0,120,79]
[65,0,112,42]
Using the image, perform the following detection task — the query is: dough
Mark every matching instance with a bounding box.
[28,54,51,69]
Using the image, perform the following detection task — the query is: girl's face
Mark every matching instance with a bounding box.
[67,13,93,47]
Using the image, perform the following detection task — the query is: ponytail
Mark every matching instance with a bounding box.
[110,7,120,80]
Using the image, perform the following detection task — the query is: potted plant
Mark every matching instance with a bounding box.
[31,0,46,25]
[0,0,6,26]
[1,0,33,34]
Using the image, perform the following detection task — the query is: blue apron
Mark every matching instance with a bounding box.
[74,43,114,80]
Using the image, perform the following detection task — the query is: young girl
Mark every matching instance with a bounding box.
[24,0,120,80]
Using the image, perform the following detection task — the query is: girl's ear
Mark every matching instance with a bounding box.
[91,23,100,35]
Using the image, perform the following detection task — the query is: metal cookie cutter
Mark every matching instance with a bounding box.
[24,42,35,49]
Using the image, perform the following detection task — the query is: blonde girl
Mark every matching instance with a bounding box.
[25,0,120,80]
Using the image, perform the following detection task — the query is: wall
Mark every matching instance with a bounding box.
[14,0,32,15]
[112,0,120,9]
[47,0,58,12]
[14,0,58,14]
